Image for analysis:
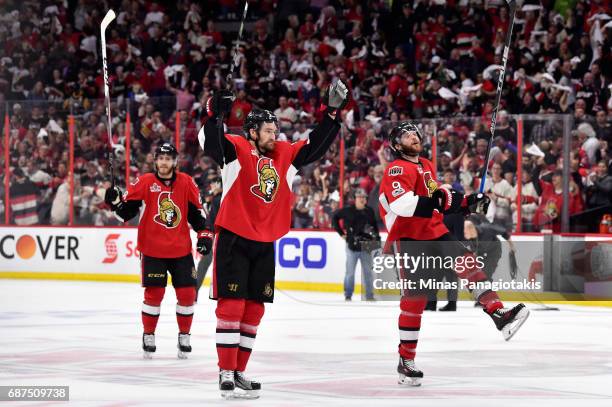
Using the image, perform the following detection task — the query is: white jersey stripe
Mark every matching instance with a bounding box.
[379,193,398,231]
[220,159,241,205]
[286,165,298,190]
[197,126,206,150]
[389,191,420,217]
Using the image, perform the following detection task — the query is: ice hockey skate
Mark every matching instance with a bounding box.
[233,371,261,399]
[397,356,423,386]
[177,333,191,359]
[488,303,530,341]
[142,333,156,359]
[219,369,235,399]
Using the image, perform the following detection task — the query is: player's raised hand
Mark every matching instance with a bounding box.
[323,80,349,115]
[196,229,214,255]
[207,89,235,118]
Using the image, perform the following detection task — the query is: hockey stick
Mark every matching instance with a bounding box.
[226,0,249,91]
[101,9,117,185]
[479,0,517,193]
[515,262,560,311]
[217,1,249,165]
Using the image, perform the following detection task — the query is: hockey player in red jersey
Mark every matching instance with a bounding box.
[378,122,530,386]
[198,81,348,398]
[104,143,213,359]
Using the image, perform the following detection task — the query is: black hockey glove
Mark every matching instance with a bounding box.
[104,186,123,209]
[431,187,463,213]
[196,229,214,255]
[322,80,349,115]
[463,193,490,215]
[206,90,235,118]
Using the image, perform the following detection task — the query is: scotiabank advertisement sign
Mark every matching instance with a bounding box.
[0,227,350,285]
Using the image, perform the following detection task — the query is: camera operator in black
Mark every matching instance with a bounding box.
[464,214,517,307]
[332,188,379,301]
[196,177,222,301]
[428,212,464,312]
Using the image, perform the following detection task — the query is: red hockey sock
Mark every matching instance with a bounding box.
[398,296,427,360]
[457,253,504,314]
[175,286,196,334]
[478,291,504,314]
[215,298,246,370]
[237,300,265,372]
[142,287,165,334]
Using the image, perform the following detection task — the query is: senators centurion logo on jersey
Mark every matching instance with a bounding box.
[545,199,559,218]
[153,191,181,228]
[250,157,280,203]
[422,171,438,197]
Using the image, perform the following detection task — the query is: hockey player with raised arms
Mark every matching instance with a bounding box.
[378,122,530,386]
[199,81,348,398]
[104,143,213,359]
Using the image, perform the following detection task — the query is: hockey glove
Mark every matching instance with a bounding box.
[321,80,349,115]
[196,229,214,255]
[104,186,123,208]
[463,193,490,215]
[431,187,463,213]
[207,89,235,118]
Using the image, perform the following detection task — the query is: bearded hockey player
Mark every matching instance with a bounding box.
[378,122,530,386]
[198,81,348,398]
[104,143,213,359]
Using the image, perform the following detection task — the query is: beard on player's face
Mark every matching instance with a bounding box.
[156,156,175,178]
[257,136,275,153]
[157,166,173,177]
[397,137,422,156]
[250,127,276,154]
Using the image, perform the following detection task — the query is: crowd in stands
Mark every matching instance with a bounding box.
[0,0,610,232]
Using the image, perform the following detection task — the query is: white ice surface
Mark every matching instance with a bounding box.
[1,280,611,407]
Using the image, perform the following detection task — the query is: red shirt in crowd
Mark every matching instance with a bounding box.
[534,180,584,233]
[388,74,409,110]
[227,99,252,128]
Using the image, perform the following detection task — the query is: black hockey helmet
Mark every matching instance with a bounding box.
[155,142,178,159]
[154,142,179,169]
[387,121,423,156]
[242,108,278,139]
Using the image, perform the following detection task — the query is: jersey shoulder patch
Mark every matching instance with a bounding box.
[388,165,403,176]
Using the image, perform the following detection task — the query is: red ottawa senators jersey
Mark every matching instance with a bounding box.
[215,134,307,242]
[378,157,448,242]
[123,172,203,258]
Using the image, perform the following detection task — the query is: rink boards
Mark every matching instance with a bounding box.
[0,227,349,288]
[0,226,611,303]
